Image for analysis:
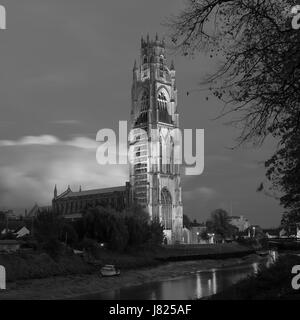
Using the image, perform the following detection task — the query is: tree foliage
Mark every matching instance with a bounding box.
[183,214,192,228]
[83,205,164,251]
[33,211,63,257]
[168,0,300,221]
[207,208,237,238]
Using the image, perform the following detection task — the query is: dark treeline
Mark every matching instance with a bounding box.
[32,205,164,257]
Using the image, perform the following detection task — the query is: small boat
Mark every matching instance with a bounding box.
[100,265,120,277]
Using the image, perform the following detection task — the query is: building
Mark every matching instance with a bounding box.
[189,221,207,244]
[182,227,191,244]
[0,240,20,252]
[52,184,131,220]
[27,204,52,218]
[14,226,30,239]
[0,209,18,220]
[228,215,250,232]
[264,228,279,239]
[51,35,183,244]
[130,34,183,243]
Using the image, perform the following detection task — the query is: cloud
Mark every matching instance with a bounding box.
[184,186,217,201]
[0,135,59,147]
[0,135,97,150]
[0,142,128,210]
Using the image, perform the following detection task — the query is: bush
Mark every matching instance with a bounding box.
[82,206,164,251]
[60,223,79,246]
[42,238,62,259]
[0,252,95,282]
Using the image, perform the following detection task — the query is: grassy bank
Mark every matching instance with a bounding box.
[0,243,252,283]
[0,252,96,282]
[209,254,300,299]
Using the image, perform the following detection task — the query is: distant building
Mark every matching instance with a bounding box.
[228,215,250,232]
[264,228,280,239]
[182,227,191,244]
[190,221,208,244]
[0,240,20,252]
[27,204,52,218]
[279,228,288,238]
[1,228,14,235]
[297,223,300,239]
[0,209,18,220]
[14,226,30,239]
[244,225,264,238]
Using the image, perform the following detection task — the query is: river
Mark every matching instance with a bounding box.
[79,251,278,300]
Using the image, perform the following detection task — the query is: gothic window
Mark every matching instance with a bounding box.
[140,91,149,112]
[158,92,167,109]
[135,91,149,126]
[157,91,172,124]
[159,57,164,70]
[161,188,172,230]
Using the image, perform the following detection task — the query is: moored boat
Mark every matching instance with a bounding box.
[100,265,120,277]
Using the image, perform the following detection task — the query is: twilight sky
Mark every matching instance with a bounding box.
[0,0,282,227]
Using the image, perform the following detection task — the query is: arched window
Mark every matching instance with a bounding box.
[135,90,149,126]
[158,92,167,109]
[159,56,164,69]
[161,188,172,230]
[157,91,172,124]
[140,91,149,111]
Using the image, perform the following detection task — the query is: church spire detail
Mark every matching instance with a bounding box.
[54,185,57,198]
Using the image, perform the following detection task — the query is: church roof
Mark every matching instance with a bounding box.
[57,186,126,199]
[27,204,51,217]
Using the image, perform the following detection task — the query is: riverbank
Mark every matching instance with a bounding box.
[0,243,253,282]
[209,253,300,300]
[0,253,263,300]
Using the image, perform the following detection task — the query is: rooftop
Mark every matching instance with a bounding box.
[57,186,126,199]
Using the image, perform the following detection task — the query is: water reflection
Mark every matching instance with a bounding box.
[196,273,202,299]
[80,252,277,300]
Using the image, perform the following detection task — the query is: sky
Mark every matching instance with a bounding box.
[0,0,283,227]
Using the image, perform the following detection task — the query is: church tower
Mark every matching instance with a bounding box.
[130,34,183,244]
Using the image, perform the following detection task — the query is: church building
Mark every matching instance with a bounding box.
[52,35,183,244]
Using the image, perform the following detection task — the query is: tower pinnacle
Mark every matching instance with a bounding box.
[170,60,175,70]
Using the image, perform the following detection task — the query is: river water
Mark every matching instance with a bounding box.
[81,251,277,300]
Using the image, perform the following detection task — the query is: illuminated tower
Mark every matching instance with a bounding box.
[130,34,183,244]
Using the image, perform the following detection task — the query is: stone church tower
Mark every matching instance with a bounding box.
[130,34,183,244]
